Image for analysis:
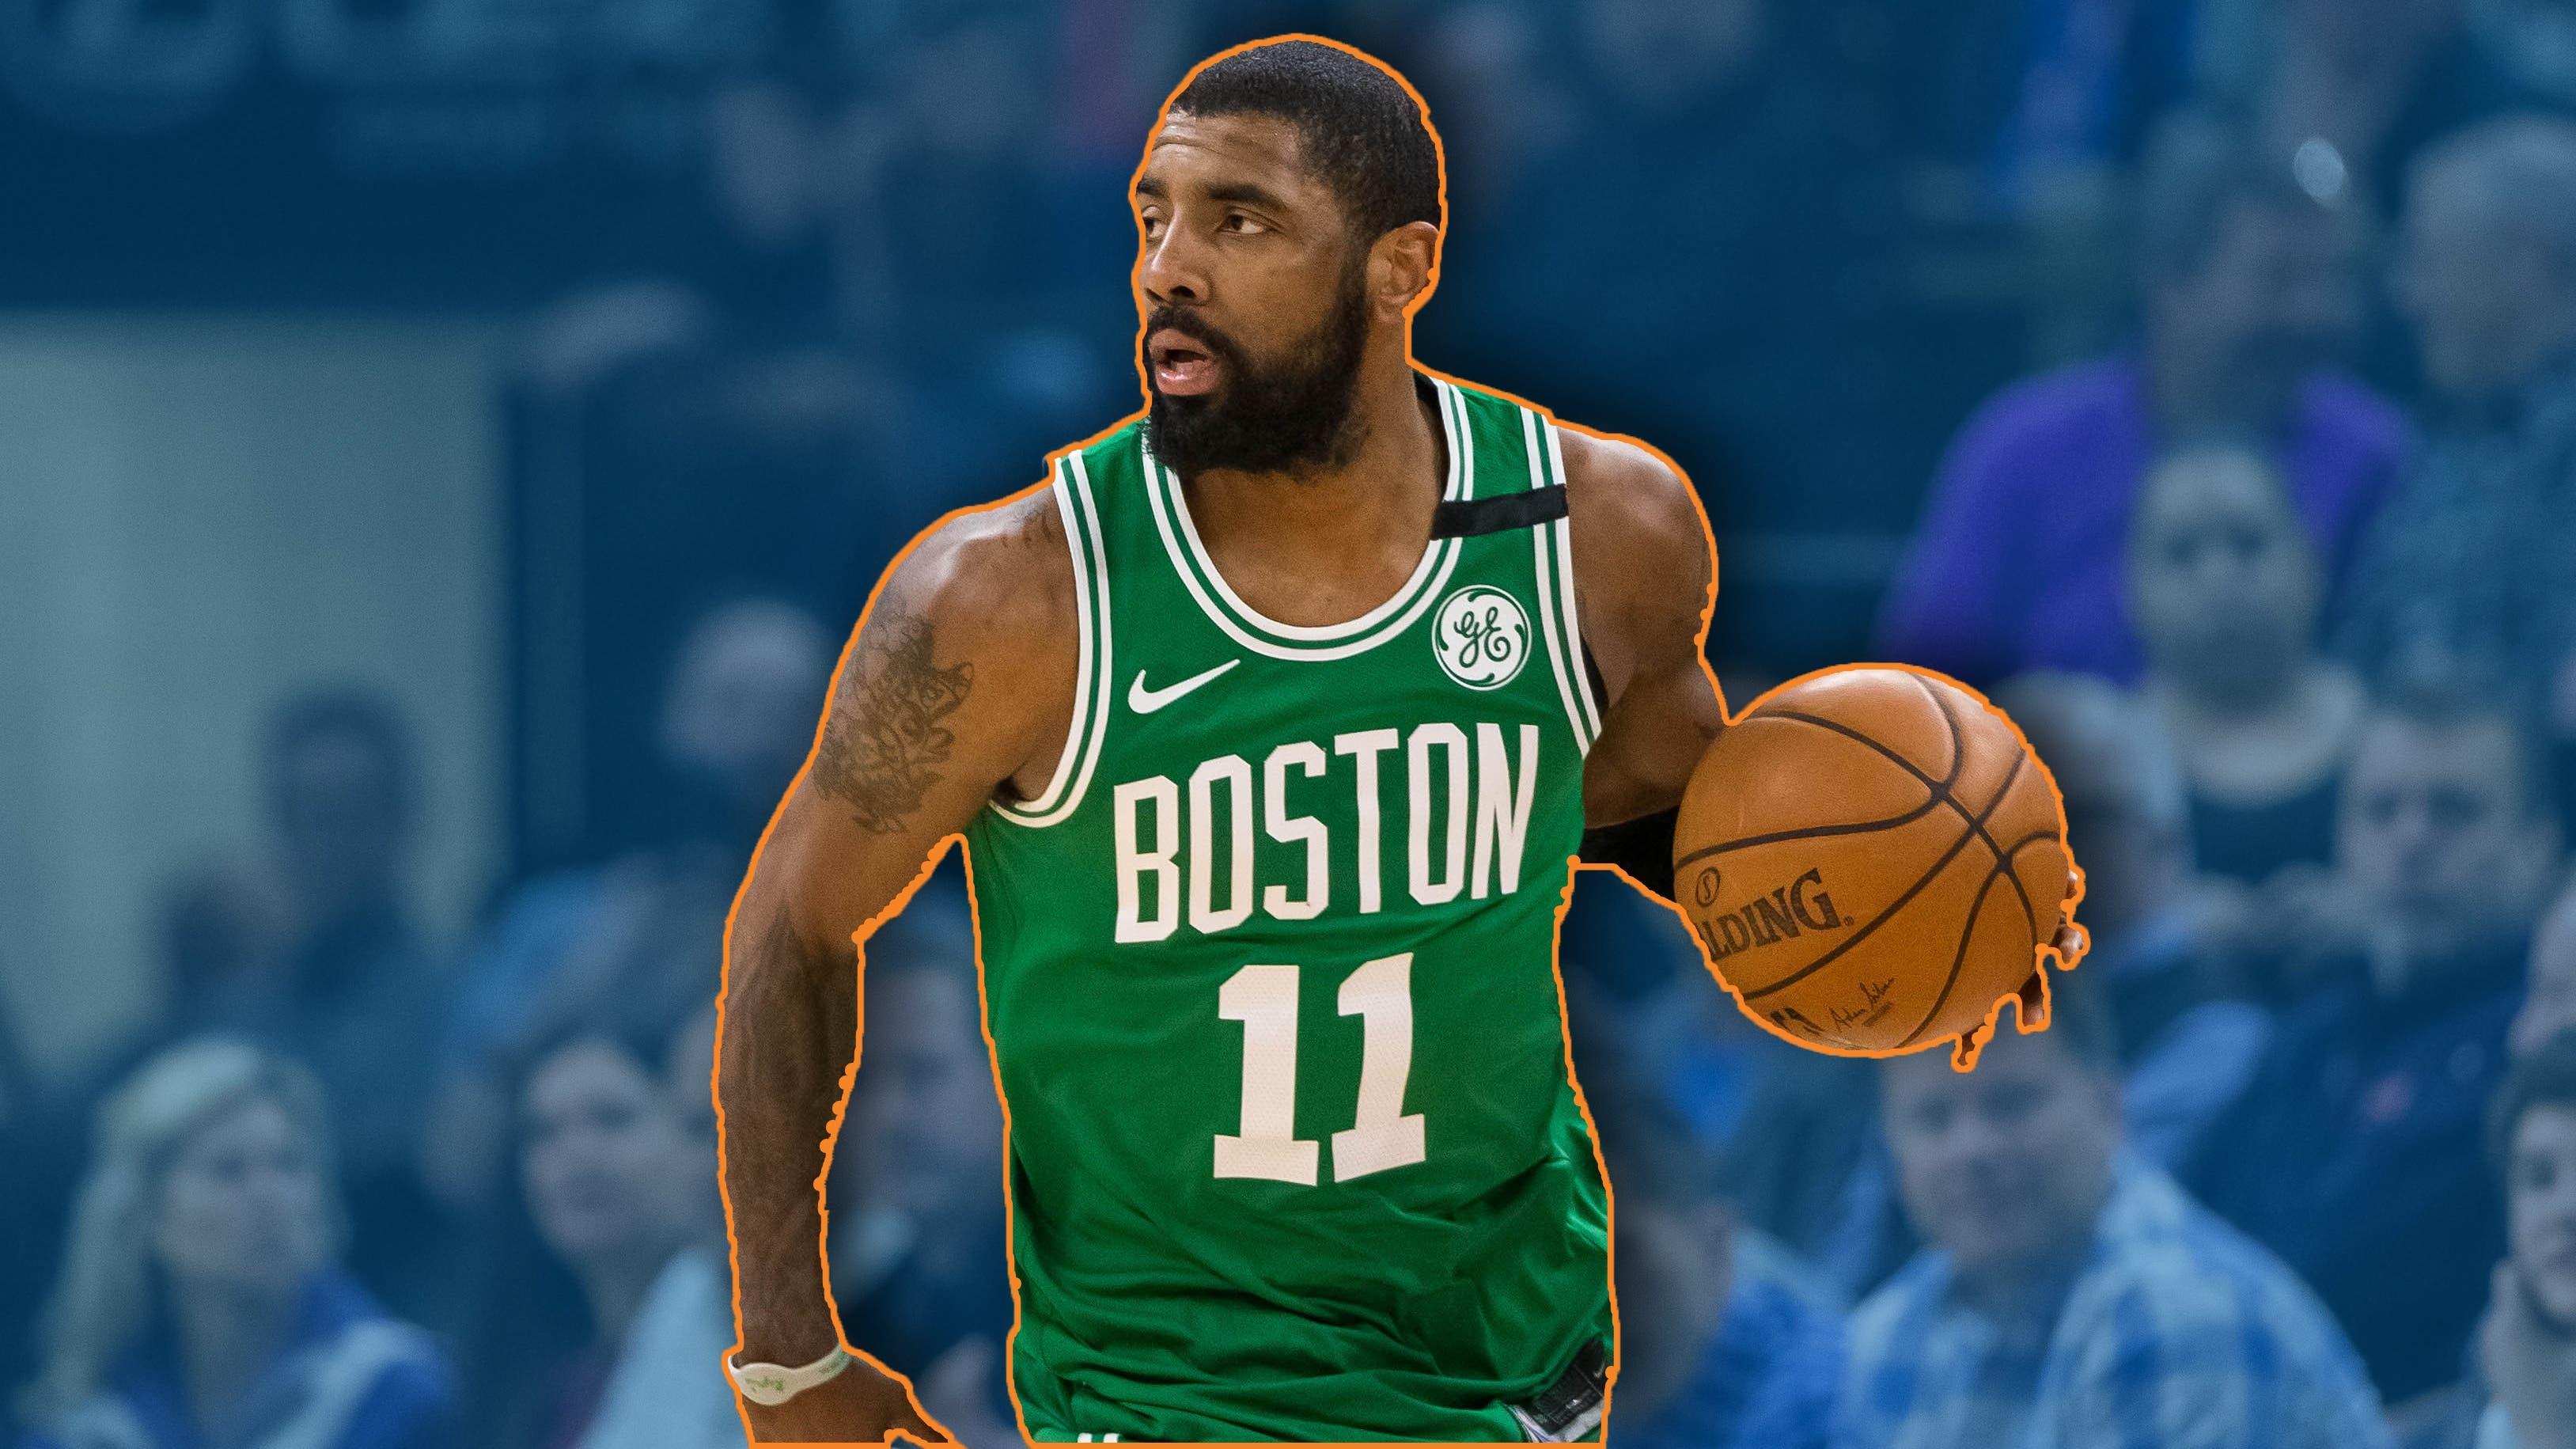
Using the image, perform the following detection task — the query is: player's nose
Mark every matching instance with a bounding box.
[1138,225,1210,309]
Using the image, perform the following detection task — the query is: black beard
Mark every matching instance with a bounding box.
[1144,259,1372,480]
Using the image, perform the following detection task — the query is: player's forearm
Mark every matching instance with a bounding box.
[717,871,862,1365]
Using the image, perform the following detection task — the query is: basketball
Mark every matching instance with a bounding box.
[1671,666,2077,1056]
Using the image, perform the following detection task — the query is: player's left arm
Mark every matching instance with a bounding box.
[1558,426,1726,905]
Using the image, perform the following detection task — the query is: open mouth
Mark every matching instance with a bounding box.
[1149,328,1222,396]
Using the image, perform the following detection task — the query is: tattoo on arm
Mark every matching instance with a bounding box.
[811,603,975,834]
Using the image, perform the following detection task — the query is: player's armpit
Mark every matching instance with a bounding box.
[1553,427,1728,832]
[1578,805,1680,902]
[714,493,1076,1437]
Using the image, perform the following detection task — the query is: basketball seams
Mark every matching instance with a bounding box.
[1896,864,2022,1049]
[1737,759,2023,1003]
[1891,823,2061,1050]
[1672,791,1951,869]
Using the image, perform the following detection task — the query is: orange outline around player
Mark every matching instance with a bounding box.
[708,31,2089,1449]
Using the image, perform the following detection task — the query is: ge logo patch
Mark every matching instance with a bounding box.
[1433,585,1530,690]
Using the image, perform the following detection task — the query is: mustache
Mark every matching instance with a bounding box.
[1143,307,1248,368]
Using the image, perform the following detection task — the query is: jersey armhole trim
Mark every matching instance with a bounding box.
[1521,408,1598,756]
[1544,420,1605,742]
[990,455,1115,827]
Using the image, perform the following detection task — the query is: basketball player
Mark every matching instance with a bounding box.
[720,37,1795,1443]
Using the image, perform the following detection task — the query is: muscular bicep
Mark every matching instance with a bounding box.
[1559,428,1727,828]
[757,503,1078,946]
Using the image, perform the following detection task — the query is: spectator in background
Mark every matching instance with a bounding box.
[424,600,831,1219]
[1994,672,2272,1166]
[1876,108,2400,688]
[200,690,454,1327]
[2188,683,2563,1410]
[2343,117,2576,726]
[828,885,1013,1449]
[465,1015,734,1449]
[2129,440,2367,886]
[2513,881,2576,1060]
[2412,1030,2576,1449]
[555,1007,742,1449]
[1837,979,2391,1449]
[2199,0,2538,219]
[13,1041,453,1449]
[1589,1081,1840,1449]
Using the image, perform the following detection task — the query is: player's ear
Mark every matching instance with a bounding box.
[1371,220,1441,317]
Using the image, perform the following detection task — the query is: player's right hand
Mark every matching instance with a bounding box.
[742,1357,947,1446]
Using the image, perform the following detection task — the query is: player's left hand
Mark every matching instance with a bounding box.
[2007,923,2089,1035]
[2045,921,2088,971]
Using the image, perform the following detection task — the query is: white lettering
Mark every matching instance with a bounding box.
[1407,723,1469,905]
[1473,723,1540,899]
[1114,776,1180,943]
[1335,729,1400,915]
[1263,742,1330,920]
[1188,755,1256,935]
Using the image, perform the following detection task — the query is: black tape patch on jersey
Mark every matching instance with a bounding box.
[1430,487,1570,538]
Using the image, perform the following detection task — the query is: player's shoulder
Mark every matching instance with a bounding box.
[1545,417,1710,518]
[878,480,1078,650]
[1547,423,1709,554]
[1543,422,1714,631]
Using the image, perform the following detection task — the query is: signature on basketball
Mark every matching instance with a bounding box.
[1831,978,1898,1033]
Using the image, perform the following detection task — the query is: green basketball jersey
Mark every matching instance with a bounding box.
[958,373,1614,1443]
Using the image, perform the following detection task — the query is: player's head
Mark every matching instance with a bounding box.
[2490,1028,2576,1331]
[1881,980,2121,1284]
[1991,673,2191,939]
[2127,440,2322,701]
[1136,39,1443,480]
[2336,678,2561,973]
[2399,115,2576,404]
[2515,882,2576,1060]
[2137,108,2358,400]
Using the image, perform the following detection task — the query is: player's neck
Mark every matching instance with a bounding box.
[1181,352,1442,549]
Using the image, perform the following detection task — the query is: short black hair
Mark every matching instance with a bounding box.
[1169,39,1443,242]
[2490,1027,2576,1178]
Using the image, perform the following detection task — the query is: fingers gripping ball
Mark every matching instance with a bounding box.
[1672,666,2083,1059]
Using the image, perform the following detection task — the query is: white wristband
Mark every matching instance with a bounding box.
[729,1344,853,1406]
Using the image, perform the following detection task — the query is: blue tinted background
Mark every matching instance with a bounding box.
[5,2,2574,1448]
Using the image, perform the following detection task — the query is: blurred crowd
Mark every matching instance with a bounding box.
[8,0,2576,1446]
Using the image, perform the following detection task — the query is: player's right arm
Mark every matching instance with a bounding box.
[716,490,1075,1443]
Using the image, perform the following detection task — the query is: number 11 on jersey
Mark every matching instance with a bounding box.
[1214,954,1428,1185]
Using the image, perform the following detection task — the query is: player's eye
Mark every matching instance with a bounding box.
[1222,211,1265,234]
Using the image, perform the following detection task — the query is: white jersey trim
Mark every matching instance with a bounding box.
[1522,408,1596,756]
[1142,376,1471,660]
[991,453,1115,827]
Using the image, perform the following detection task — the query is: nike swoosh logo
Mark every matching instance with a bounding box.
[1128,659,1240,715]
